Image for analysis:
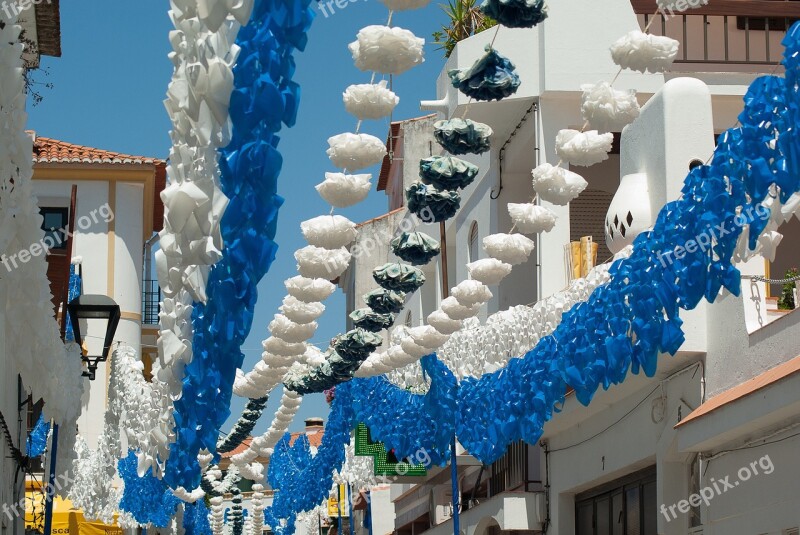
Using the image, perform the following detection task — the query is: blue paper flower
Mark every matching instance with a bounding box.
[448,46,521,101]
[480,0,547,29]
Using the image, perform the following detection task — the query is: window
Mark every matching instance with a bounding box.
[575,468,657,535]
[39,207,68,250]
[737,0,800,31]
[468,222,479,263]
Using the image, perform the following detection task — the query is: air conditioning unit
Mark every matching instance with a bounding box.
[428,487,456,526]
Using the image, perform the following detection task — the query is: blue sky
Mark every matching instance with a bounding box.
[28,2,447,433]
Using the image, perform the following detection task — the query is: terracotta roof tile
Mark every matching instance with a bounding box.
[219,427,325,458]
[676,355,800,427]
[31,134,164,165]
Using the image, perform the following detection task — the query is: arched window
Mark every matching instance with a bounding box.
[468,221,479,263]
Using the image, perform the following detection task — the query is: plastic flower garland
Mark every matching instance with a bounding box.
[165,0,315,489]
[118,451,181,528]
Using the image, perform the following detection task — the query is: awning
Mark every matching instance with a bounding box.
[25,482,123,535]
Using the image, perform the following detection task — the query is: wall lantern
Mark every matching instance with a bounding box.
[67,295,121,380]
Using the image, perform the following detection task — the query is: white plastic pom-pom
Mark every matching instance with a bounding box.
[262,337,306,357]
[280,296,325,325]
[427,310,463,335]
[610,31,679,74]
[295,246,352,280]
[316,173,372,208]
[440,296,480,320]
[285,276,336,302]
[555,129,613,167]
[378,0,431,10]
[349,25,425,75]
[531,163,588,205]
[451,280,492,307]
[327,133,387,171]
[482,233,535,265]
[508,203,557,234]
[400,338,434,358]
[301,215,358,249]
[343,80,399,120]
[580,81,640,133]
[269,314,317,344]
[407,325,449,349]
[466,258,513,285]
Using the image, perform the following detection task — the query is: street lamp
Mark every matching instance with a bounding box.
[66,294,121,380]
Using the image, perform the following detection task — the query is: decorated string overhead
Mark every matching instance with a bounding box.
[449,45,521,101]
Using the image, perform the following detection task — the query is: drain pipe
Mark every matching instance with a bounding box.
[541,440,551,533]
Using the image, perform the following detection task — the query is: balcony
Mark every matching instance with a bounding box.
[631,0,800,70]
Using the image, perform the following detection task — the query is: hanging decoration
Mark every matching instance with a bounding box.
[373,263,427,293]
[364,289,407,314]
[480,0,547,29]
[507,203,558,234]
[555,129,614,167]
[531,163,588,205]
[217,396,270,454]
[25,414,50,458]
[433,118,493,155]
[184,501,212,535]
[301,215,359,249]
[610,30,680,74]
[118,451,181,528]
[316,173,374,208]
[580,81,641,133]
[448,45,521,101]
[344,81,400,120]
[482,233,536,265]
[390,231,441,265]
[406,182,462,222]
[349,25,425,75]
[420,155,480,190]
[351,308,396,333]
[327,133,388,171]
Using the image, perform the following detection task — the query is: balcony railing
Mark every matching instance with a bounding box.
[631,0,800,66]
[142,279,161,325]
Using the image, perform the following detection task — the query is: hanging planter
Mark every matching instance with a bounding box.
[350,308,395,332]
[390,231,441,265]
[448,45,521,101]
[420,156,480,190]
[480,0,547,29]
[349,25,425,75]
[343,80,399,120]
[364,288,406,314]
[406,182,462,222]
[373,263,427,293]
[433,118,493,155]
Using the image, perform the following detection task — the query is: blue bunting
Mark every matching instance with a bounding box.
[25,413,49,458]
[480,0,547,29]
[64,264,82,342]
[165,0,315,489]
[119,451,181,527]
[448,46,521,102]
[263,26,800,525]
[184,502,212,535]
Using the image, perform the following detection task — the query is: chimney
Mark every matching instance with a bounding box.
[305,417,324,430]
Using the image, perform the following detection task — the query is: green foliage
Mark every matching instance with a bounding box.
[777,267,798,310]
[432,0,497,58]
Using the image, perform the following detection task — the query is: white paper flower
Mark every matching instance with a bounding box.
[407,325,450,349]
[301,215,358,249]
[316,172,372,208]
[401,337,434,358]
[440,296,480,320]
[581,81,640,132]
[466,258,513,285]
[555,129,613,167]
[343,80,399,120]
[531,163,588,205]
[378,0,431,10]
[451,280,493,307]
[427,310,463,335]
[482,233,535,265]
[280,296,325,324]
[262,337,307,357]
[295,246,352,280]
[758,230,783,262]
[610,31,679,74]
[508,203,558,234]
[269,314,318,343]
[327,133,387,171]
[285,276,337,302]
[349,25,425,75]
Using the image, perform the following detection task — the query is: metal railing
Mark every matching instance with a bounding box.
[142,279,161,325]
[630,0,800,67]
